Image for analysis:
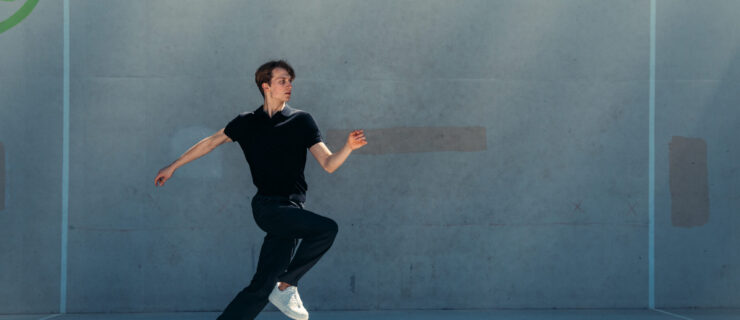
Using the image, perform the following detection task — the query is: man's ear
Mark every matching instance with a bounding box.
[262,82,270,92]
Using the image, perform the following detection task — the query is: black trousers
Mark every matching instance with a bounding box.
[217,194,339,320]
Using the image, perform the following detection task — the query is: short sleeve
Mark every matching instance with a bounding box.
[224,114,246,142]
[303,113,323,148]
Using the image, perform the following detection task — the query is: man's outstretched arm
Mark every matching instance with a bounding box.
[154,128,232,186]
[309,129,367,174]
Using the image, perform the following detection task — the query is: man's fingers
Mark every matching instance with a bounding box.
[348,130,367,149]
[155,176,166,186]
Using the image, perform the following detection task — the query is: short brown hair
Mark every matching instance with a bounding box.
[255,60,295,98]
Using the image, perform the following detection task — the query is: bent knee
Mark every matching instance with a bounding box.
[324,219,339,235]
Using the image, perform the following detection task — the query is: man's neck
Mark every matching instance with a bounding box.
[262,99,285,118]
[263,99,286,118]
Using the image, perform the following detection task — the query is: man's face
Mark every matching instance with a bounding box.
[264,68,293,102]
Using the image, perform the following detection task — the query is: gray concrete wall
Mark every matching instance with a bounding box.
[1,0,738,314]
[0,0,63,314]
[654,0,740,308]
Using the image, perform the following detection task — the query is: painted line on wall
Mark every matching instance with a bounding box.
[60,0,69,314]
[648,0,656,310]
[0,0,40,34]
[653,309,695,320]
[325,127,487,155]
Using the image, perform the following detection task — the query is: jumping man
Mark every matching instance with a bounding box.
[154,60,367,320]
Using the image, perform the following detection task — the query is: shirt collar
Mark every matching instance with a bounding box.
[256,104,293,119]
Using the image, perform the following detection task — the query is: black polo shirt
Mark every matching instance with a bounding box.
[224,105,322,202]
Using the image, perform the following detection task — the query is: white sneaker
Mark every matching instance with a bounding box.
[268,283,309,320]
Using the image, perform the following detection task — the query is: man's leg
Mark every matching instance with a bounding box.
[261,203,337,320]
[217,198,337,319]
[262,204,339,286]
[217,233,295,320]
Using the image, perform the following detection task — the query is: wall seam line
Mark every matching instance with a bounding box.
[60,0,70,314]
[648,0,657,311]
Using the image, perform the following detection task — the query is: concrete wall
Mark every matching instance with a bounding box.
[1,0,738,314]
[654,0,740,308]
[0,0,63,314]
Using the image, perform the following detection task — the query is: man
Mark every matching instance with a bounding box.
[154,60,367,320]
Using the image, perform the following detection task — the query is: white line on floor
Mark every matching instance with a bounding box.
[654,309,695,320]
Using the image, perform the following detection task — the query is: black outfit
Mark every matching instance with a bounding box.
[217,105,338,320]
[224,104,322,202]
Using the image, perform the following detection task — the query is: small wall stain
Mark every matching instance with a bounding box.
[400,264,414,298]
[627,200,638,216]
[350,274,356,294]
[167,242,183,266]
[571,200,584,213]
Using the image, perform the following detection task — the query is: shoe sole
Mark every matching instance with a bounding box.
[268,295,309,320]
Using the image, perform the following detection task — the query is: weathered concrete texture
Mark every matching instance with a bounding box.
[0,0,63,314]
[57,0,653,313]
[655,0,740,308]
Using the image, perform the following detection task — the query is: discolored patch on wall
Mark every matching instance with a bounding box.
[350,274,356,294]
[669,136,709,227]
[0,142,4,211]
[325,126,486,154]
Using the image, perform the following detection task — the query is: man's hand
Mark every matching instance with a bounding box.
[309,129,368,174]
[155,166,175,187]
[346,129,367,150]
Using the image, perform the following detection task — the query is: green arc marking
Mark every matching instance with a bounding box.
[0,0,39,34]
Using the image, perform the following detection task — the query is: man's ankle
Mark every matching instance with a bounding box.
[278,282,292,291]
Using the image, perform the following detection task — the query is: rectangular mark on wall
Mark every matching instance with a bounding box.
[0,142,4,211]
[325,126,486,154]
[669,136,709,227]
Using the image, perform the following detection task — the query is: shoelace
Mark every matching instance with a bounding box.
[290,289,305,308]
[289,289,299,304]
[295,293,304,307]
